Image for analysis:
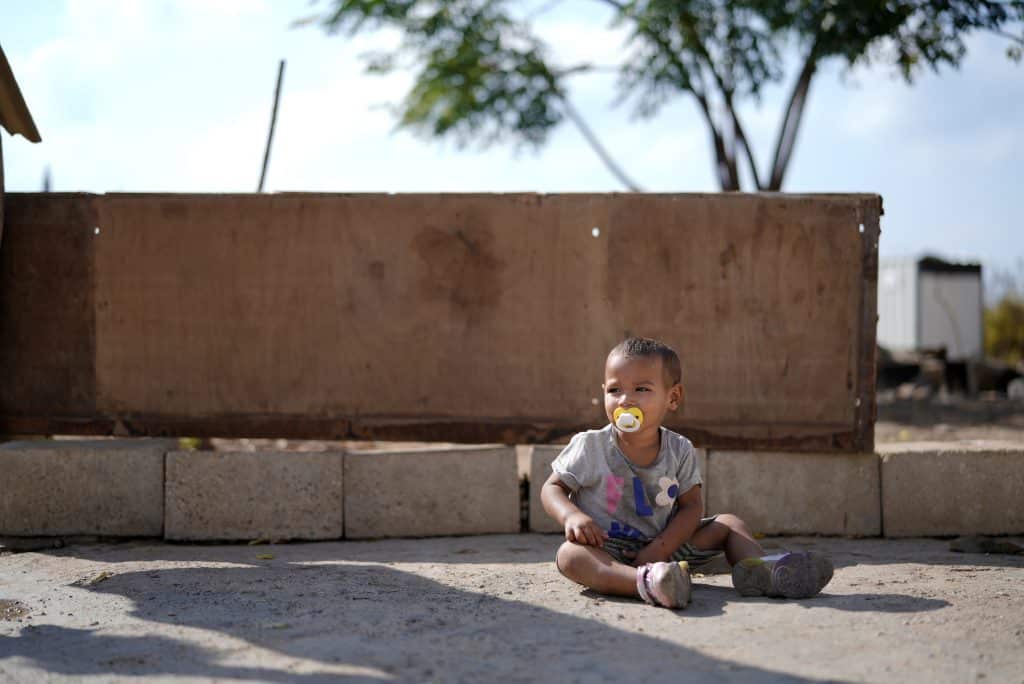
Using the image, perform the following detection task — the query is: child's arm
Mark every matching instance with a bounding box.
[540,471,609,547]
[633,484,703,565]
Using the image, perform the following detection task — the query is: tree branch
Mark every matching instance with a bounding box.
[525,0,569,22]
[993,28,1024,46]
[612,1,742,190]
[768,40,818,190]
[559,97,644,191]
[557,63,621,77]
[680,23,763,189]
[691,85,738,191]
[599,2,737,189]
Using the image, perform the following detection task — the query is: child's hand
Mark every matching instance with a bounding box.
[564,512,608,547]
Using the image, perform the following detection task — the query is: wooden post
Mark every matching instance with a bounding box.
[1,133,5,248]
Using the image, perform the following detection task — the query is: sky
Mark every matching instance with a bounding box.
[2,0,1022,290]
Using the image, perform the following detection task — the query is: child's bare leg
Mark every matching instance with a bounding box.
[688,513,764,565]
[556,541,638,597]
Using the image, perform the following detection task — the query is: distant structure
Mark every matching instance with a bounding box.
[877,256,983,361]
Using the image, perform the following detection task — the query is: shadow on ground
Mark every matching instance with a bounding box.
[1,533,966,682]
[2,560,845,683]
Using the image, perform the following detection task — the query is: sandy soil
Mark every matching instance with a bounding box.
[2,534,1023,683]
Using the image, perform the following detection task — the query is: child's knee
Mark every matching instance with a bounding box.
[555,541,580,578]
[716,513,750,533]
[555,541,598,581]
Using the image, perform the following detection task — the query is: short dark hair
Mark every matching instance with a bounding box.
[608,337,682,386]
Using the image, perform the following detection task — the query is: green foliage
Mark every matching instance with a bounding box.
[985,295,1024,365]
[985,268,1024,366]
[754,0,1024,78]
[303,0,1024,189]
[311,0,565,147]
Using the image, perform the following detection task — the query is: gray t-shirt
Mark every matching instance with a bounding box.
[551,424,702,542]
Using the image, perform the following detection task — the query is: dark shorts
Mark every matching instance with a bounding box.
[599,515,723,567]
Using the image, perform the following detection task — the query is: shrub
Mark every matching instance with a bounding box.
[985,295,1024,365]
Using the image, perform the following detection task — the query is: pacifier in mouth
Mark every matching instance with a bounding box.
[613,407,644,433]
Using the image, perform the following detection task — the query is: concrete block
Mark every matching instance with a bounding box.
[528,443,708,534]
[529,445,566,534]
[706,450,881,536]
[0,439,172,536]
[165,450,343,541]
[344,445,518,538]
[879,441,1024,537]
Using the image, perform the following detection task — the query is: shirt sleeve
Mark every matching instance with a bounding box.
[551,432,602,493]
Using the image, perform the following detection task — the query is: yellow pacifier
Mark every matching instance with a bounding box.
[613,407,644,433]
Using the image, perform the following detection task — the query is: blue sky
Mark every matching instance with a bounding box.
[2,1,1022,286]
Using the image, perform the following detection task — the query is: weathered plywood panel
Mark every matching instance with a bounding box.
[0,193,98,433]
[1,192,879,450]
[605,195,867,442]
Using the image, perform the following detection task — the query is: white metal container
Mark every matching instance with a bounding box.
[877,256,983,360]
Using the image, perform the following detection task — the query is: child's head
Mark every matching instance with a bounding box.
[603,337,683,434]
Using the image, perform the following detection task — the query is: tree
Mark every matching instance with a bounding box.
[300,0,1024,191]
[986,261,1024,365]
[985,295,1024,365]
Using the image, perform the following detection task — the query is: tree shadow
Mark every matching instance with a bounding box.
[1,626,385,683]
[2,561,837,683]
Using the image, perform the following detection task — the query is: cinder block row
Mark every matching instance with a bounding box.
[4,439,1023,540]
[344,445,519,538]
[879,441,1024,537]
[165,450,344,541]
[525,442,1024,538]
[0,439,172,536]
[0,440,520,541]
[705,451,881,537]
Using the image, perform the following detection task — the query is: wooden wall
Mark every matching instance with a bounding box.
[0,192,880,451]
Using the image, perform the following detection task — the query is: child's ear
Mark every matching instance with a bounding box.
[668,383,684,411]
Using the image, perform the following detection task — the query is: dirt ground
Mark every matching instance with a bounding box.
[1,534,1022,683]
[3,402,1023,683]
[875,396,1024,444]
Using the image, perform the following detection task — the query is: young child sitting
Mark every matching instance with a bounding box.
[540,337,833,608]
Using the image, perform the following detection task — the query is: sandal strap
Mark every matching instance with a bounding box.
[636,564,657,605]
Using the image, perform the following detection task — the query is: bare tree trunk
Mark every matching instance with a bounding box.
[693,91,740,190]
[768,43,818,190]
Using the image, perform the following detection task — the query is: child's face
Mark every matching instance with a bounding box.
[602,353,682,436]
